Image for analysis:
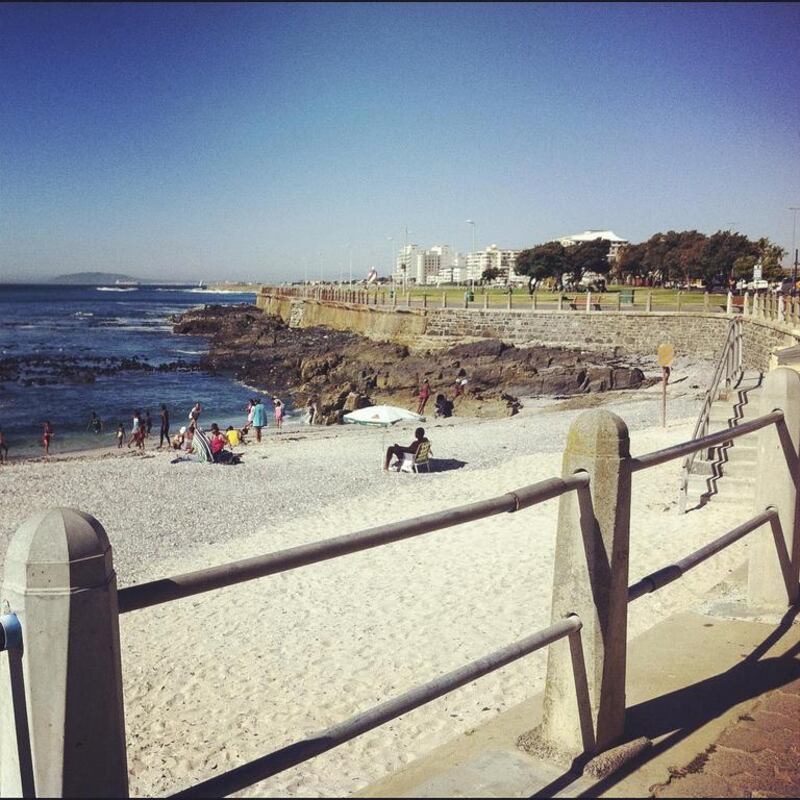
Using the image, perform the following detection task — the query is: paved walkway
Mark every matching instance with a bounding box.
[651,674,800,798]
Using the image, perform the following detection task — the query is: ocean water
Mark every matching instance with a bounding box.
[0,284,293,456]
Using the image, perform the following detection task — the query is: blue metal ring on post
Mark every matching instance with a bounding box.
[0,613,22,652]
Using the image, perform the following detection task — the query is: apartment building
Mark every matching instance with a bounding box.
[464,244,522,284]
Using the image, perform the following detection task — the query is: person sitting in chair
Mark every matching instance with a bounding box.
[383,427,429,472]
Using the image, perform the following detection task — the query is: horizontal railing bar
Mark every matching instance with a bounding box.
[628,507,777,602]
[118,473,588,614]
[169,614,582,799]
[631,411,782,473]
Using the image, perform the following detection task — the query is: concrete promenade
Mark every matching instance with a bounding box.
[359,571,800,798]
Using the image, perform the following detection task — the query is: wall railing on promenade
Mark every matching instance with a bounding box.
[678,317,745,512]
[1,371,799,798]
[260,283,800,320]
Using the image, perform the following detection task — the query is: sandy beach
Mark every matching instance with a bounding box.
[0,369,758,797]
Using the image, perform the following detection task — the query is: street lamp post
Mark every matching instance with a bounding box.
[319,252,323,284]
[790,207,800,294]
[387,237,394,293]
[347,243,353,285]
[466,219,476,289]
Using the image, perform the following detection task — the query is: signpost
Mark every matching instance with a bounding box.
[657,343,675,428]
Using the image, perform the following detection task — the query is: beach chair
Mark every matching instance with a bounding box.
[400,440,432,473]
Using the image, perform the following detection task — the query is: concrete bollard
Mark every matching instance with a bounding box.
[615,293,621,312]
[704,292,710,311]
[749,368,800,608]
[532,292,537,311]
[778,295,786,323]
[676,291,683,312]
[422,294,427,309]
[484,293,489,310]
[726,291,733,314]
[527,411,632,764]
[645,292,652,312]
[442,292,447,308]
[506,291,512,310]
[0,509,128,797]
[557,294,564,311]
[744,292,750,316]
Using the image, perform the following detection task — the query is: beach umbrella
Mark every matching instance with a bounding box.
[343,405,425,427]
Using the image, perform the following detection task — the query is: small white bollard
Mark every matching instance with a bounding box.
[726,292,733,314]
[0,508,128,797]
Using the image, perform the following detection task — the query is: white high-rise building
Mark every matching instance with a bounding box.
[464,244,521,284]
[393,244,420,286]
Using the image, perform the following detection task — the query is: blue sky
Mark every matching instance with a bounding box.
[1,2,799,282]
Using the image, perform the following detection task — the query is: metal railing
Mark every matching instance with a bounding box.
[678,317,745,512]
[119,413,791,799]
[2,383,797,798]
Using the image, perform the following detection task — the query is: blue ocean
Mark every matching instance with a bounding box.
[0,284,288,457]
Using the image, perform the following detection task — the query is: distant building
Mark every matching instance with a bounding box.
[464,245,522,284]
[394,244,459,286]
[555,230,629,262]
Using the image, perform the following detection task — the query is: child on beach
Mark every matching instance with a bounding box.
[250,398,267,442]
[188,402,202,430]
[0,427,8,463]
[42,421,54,457]
[128,410,141,448]
[87,411,103,434]
[158,404,170,449]
[225,426,241,447]
[144,410,153,438]
[116,423,126,449]
[273,397,284,431]
[417,379,431,415]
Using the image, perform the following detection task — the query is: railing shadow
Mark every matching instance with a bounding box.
[571,602,800,797]
[7,649,35,798]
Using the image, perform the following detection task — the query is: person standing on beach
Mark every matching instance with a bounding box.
[158,404,170,449]
[189,402,202,430]
[273,397,284,431]
[250,397,267,442]
[42,420,54,458]
[245,399,255,433]
[417,378,431,415]
[144,410,153,438]
[116,423,125,449]
[87,411,103,434]
[0,427,8,463]
[128,410,141,448]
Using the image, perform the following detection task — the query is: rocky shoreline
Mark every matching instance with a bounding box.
[172,304,654,423]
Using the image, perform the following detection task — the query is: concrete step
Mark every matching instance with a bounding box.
[691,457,757,477]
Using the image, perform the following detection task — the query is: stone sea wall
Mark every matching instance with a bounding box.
[256,292,800,371]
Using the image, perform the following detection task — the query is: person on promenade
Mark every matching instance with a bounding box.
[305,399,316,425]
[116,423,126,449]
[87,411,103,434]
[417,379,431,415]
[42,420,54,458]
[158,404,170,449]
[189,402,202,430]
[0,427,8,463]
[273,397,284,431]
[383,427,429,472]
[128,410,141,448]
[144,410,153,438]
[251,397,267,442]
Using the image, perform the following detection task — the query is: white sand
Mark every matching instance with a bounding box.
[0,379,758,797]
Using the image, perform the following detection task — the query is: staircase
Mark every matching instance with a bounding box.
[681,370,764,510]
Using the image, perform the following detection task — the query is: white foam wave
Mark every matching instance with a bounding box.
[96,287,138,292]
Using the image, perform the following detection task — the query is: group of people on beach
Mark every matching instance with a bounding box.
[415,375,467,419]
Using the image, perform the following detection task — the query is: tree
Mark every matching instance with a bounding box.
[481,267,501,283]
[515,242,570,291]
[616,242,649,279]
[698,230,759,287]
[564,239,612,283]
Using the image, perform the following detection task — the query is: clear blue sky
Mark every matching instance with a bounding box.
[1,2,799,282]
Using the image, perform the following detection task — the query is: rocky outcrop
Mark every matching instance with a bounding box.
[173,305,650,424]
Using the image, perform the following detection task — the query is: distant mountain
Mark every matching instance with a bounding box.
[49,271,145,285]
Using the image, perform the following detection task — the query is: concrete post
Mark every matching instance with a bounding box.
[615,293,621,312]
[749,368,800,607]
[0,508,128,797]
[441,292,447,309]
[586,292,591,312]
[405,292,410,307]
[531,411,632,763]
[484,293,489,310]
[532,292,537,311]
[422,294,427,309]
[704,292,710,311]
[506,291,512,310]
[463,293,469,309]
[645,292,652,312]
[557,295,563,311]
[778,295,786,323]
[676,291,682,312]
[744,291,750,316]
[726,291,733,314]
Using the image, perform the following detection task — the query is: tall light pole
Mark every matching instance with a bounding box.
[318,251,323,284]
[403,226,410,293]
[466,219,476,288]
[347,243,353,285]
[387,237,394,291]
[303,257,308,286]
[790,207,800,292]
